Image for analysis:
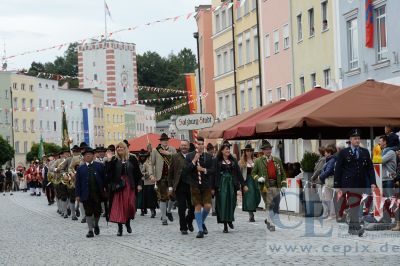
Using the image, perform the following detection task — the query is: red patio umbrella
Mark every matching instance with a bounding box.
[128,133,181,152]
[223,87,332,140]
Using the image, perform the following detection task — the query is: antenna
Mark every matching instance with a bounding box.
[1,39,7,71]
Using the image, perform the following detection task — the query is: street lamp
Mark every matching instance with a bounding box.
[193,31,203,113]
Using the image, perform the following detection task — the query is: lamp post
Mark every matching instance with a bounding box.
[193,32,203,113]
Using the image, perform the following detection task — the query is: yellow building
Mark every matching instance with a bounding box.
[9,73,38,166]
[103,106,125,147]
[233,0,261,113]
[290,0,337,95]
[212,0,236,120]
[92,89,105,148]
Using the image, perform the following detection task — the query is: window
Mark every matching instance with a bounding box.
[71,120,74,131]
[324,69,331,87]
[251,0,257,11]
[347,18,359,70]
[287,84,293,100]
[255,78,261,107]
[253,27,259,60]
[40,120,43,130]
[39,83,42,88]
[218,96,223,116]
[265,34,270,57]
[15,141,19,153]
[52,100,56,109]
[29,85,33,91]
[225,95,230,117]
[321,1,328,30]
[46,121,50,130]
[21,84,25,91]
[247,84,253,110]
[230,48,234,71]
[39,99,43,108]
[308,8,315,37]
[215,13,220,33]
[46,100,49,108]
[283,24,290,49]
[238,35,243,66]
[29,99,33,109]
[273,30,279,54]
[5,89,8,99]
[245,31,251,63]
[276,87,282,100]
[244,0,249,14]
[376,5,387,61]
[217,54,222,75]
[24,141,28,153]
[22,98,26,109]
[228,6,233,26]
[300,76,305,94]
[267,90,272,103]
[231,93,236,116]
[311,73,317,88]
[221,10,226,29]
[14,119,19,131]
[237,3,242,19]
[54,121,56,131]
[240,83,245,112]
[30,119,34,132]
[94,74,98,81]
[223,51,228,73]
[12,83,17,89]
[297,14,303,41]
[22,119,27,132]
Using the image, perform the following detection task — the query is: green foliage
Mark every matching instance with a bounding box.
[0,135,14,166]
[137,48,197,121]
[300,152,321,172]
[27,43,79,88]
[26,142,62,163]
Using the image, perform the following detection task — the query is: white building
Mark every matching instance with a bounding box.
[36,78,60,144]
[78,39,138,106]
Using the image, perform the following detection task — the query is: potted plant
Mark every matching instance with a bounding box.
[300,151,320,181]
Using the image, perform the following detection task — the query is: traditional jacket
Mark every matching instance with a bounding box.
[251,156,286,190]
[151,145,177,181]
[25,165,43,183]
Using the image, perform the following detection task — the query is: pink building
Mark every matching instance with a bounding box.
[195,5,216,117]
[260,0,293,104]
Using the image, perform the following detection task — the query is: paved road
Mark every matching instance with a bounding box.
[0,192,399,265]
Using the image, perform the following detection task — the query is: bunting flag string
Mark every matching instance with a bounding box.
[4,1,241,61]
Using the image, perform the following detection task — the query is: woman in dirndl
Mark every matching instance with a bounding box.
[106,142,143,236]
[212,142,248,233]
[239,144,261,222]
[137,149,158,218]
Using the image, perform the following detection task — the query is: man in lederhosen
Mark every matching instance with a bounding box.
[75,147,106,238]
[151,133,176,225]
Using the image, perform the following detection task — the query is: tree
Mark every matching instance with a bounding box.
[26,142,62,163]
[0,136,14,167]
[137,48,197,121]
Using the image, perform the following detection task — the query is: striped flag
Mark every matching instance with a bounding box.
[365,0,374,48]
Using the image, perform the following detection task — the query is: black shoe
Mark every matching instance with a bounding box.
[140,210,145,216]
[72,216,78,221]
[117,226,123,236]
[81,218,86,223]
[212,211,217,216]
[76,209,80,218]
[94,226,100,235]
[64,214,68,219]
[166,212,173,222]
[228,222,234,229]
[10,193,13,196]
[181,230,188,235]
[102,213,107,218]
[86,231,94,238]
[188,222,194,232]
[67,208,71,216]
[196,231,204,238]
[37,192,41,196]
[31,192,36,196]
[48,202,52,206]
[150,210,156,218]
[162,220,168,225]
[57,210,61,214]
[126,222,132,234]
[202,224,208,235]
[249,217,255,222]
[223,228,229,233]
[265,220,276,232]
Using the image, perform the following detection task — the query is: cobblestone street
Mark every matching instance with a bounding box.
[1,192,399,265]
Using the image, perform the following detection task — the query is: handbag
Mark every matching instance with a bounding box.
[111,179,125,193]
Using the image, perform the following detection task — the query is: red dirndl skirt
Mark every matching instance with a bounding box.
[110,175,136,223]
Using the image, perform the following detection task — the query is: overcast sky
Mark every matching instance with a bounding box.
[0,0,211,70]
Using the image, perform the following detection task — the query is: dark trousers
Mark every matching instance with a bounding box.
[175,181,194,231]
[83,196,102,218]
[45,183,55,203]
[336,190,363,231]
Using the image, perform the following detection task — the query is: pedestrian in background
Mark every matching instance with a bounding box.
[318,144,337,219]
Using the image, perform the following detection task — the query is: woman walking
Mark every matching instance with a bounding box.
[318,144,337,219]
[106,142,143,236]
[239,144,261,222]
[212,142,248,233]
[138,149,158,218]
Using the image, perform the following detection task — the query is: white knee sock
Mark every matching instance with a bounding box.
[160,201,167,221]
[167,200,173,213]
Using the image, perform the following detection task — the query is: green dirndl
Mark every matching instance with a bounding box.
[217,172,237,223]
[242,176,261,212]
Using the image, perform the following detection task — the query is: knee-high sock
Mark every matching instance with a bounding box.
[79,202,86,218]
[57,199,60,211]
[30,187,35,194]
[160,201,167,221]
[195,212,203,232]
[86,216,94,231]
[167,200,173,213]
[70,202,76,218]
[202,208,210,223]
[35,187,40,194]
[62,201,68,215]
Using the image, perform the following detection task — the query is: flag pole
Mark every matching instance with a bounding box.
[104,0,107,45]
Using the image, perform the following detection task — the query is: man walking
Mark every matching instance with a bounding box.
[186,137,214,238]
[75,147,106,238]
[334,129,376,236]
[252,140,286,232]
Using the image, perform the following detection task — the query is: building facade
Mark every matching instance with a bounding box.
[92,88,105,148]
[338,0,400,87]
[212,0,236,121]
[196,5,216,117]
[0,72,13,150]
[234,0,261,113]
[104,106,125,147]
[290,0,338,94]
[259,0,293,103]
[78,39,139,106]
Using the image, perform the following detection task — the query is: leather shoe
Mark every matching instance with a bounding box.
[249,216,255,222]
[64,214,68,219]
[196,231,204,238]
[162,220,168,225]
[227,222,234,229]
[72,216,78,221]
[86,231,94,238]
[94,226,100,235]
[166,212,173,222]
[81,218,86,223]
[188,223,194,232]
[212,211,217,216]
[181,230,188,235]
[202,224,208,235]
[76,209,80,218]
[126,223,132,234]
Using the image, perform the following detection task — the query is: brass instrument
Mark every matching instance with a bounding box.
[53,158,69,185]
[65,156,81,189]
